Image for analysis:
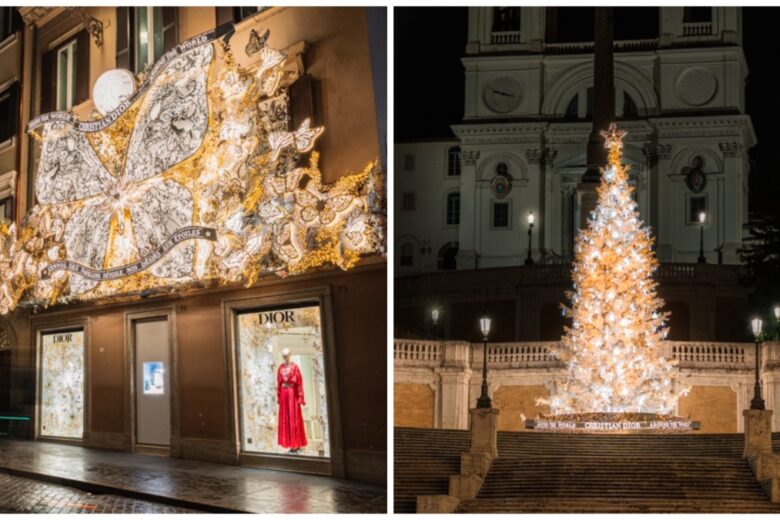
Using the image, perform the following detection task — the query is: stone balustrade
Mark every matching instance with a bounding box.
[394,338,761,371]
[682,21,713,37]
[394,338,442,366]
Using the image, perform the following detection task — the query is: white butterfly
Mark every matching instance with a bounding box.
[34,45,214,294]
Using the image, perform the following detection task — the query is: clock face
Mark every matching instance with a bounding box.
[92,69,136,116]
[483,76,522,114]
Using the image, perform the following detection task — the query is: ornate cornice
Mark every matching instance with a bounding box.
[461,150,480,166]
[718,141,743,158]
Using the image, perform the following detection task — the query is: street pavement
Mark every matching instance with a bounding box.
[0,471,200,513]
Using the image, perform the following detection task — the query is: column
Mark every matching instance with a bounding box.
[457,150,480,270]
[437,341,473,430]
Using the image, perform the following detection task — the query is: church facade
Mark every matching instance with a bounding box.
[396,6,755,275]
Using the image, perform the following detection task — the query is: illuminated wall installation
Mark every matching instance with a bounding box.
[39,329,84,439]
[0,26,385,314]
[236,303,329,458]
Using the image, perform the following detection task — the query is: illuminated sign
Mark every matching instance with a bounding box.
[143,361,165,395]
[0,28,385,314]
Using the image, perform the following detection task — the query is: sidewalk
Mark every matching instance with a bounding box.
[0,440,386,514]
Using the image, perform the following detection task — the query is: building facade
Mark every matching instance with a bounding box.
[0,6,386,485]
[395,6,755,275]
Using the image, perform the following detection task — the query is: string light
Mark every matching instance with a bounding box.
[0,35,386,314]
[540,124,684,417]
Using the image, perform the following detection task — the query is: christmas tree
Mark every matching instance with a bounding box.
[547,124,681,416]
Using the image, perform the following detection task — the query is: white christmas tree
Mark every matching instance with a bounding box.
[547,124,682,416]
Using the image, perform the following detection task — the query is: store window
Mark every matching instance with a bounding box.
[39,329,84,439]
[236,303,330,458]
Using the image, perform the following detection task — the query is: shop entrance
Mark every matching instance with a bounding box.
[132,318,171,452]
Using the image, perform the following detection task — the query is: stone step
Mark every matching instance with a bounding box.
[459,498,780,513]
[394,427,780,513]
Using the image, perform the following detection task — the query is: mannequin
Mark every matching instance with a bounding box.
[276,348,307,453]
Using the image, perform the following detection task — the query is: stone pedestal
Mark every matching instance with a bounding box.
[449,473,483,500]
[417,495,460,514]
[743,409,773,458]
[460,452,492,477]
[469,407,500,458]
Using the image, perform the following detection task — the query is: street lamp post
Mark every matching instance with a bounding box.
[431,308,440,339]
[697,211,706,264]
[774,306,780,341]
[524,211,535,266]
[750,317,765,410]
[476,316,492,409]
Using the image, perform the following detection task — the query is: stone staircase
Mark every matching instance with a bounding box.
[394,427,780,513]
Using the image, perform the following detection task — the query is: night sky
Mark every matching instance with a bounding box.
[394,7,780,213]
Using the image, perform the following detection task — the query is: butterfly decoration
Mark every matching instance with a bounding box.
[0,30,386,314]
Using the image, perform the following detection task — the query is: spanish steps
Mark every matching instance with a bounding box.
[394,427,780,513]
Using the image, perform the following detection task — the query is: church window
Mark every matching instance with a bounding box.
[448,147,461,177]
[400,243,414,267]
[492,202,510,229]
[492,7,521,32]
[446,192,460,226]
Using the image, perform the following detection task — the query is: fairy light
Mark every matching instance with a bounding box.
[540,124,683,416]
[0,35,386,315]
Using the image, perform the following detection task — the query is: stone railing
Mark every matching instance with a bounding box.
[395,339,760,372]
[544,38,657,54]
[490,30,522,45]
[668,341,754,369]
[682,21,713,37]
[487,342,561,368]
[394,339,442,367]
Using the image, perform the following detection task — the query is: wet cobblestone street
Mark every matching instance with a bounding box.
[0,471,200,513]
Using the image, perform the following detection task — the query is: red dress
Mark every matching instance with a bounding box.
[277,362,307,449]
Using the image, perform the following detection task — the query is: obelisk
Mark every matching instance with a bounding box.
[578,7,615,228]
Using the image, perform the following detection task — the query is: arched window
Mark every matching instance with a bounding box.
[565,94,578,119]
[437,242,459,271]
[447,147,461,177]
[622,91,639,118]
[446,192,460,226]
[400,243,414,267]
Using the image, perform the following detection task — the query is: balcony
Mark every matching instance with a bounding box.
[682,21,713,37]
[490,31,522,45]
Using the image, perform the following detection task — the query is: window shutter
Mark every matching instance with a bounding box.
[40,47,57,114]
[75,30,90,105]
[289,74,314,131]
[161,7,178,54]
[215,6,235,26]
[115,6,134,70]
[7,82,18,139]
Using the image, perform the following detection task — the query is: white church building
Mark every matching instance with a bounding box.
[395,6,755,275]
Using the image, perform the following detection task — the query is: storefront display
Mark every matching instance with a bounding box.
[236,303,329,458]
[39,329,84,439]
